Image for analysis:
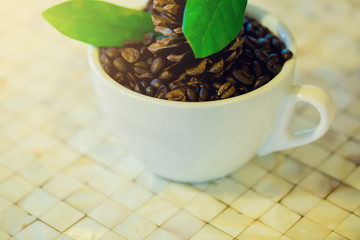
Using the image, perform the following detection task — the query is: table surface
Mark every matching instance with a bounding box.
[0,0,359,239]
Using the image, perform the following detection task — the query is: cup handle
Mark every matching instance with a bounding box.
[258,85,336,155]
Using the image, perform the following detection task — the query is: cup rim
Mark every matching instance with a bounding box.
[88,3,296,108]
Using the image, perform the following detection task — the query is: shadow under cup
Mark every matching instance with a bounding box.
[88,4,334,182]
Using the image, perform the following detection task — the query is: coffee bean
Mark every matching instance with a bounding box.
[139,73,154,81]
[269,53,280,62]
[140,46,149,55]
[252,60,262,77]
[254,75,270,89]
[155,85,168,99]
[102,64,115,76]
[138,80,148,90]
[167,51,190,63]
[134,61,149,75]
[127,73,137,88]
[271,38,285,51]
[121,48,140,63]
[150,57,165,74]
[218,82,236,99]
[142,32,155,46]
[225,75,237,84]
[186,59,208,76]
[124,40,142,48]
[237,84,249,93]
[100,53,111,65]
[233,69,254,85]
[213,80,223,89]
[114,72,126,83]
[145,86,155,97]
[150,78,163,88]
[209,95,221,101]
[158,70,173,81]
[166,89,186,101]
[113,58,127,72]
[208,59,224,73]
[267,60,282,74]
[134,83,145,94]
[147,57,154,66]
[105,47,120,58]
[258,38,271,48]
[244,36,257,49]
[225,51,237,62]
[254,49,268,63]
[281,49,293,60]
[244,49,255,59]
[186,87,197,102]
[199,84,209,101]
[100,19,292,102]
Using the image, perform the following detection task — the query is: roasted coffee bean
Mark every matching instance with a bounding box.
[225,75,237,84]
[186,59,208,76]
[140,46,149,55]
[105,48,120,58]
[155,85,168,99]
[158,70,173,81]
[145,86,156,97]
[271,38,285,51]
[265,33,276,41]
[244,36,257,49]
[150,78,163,88]
[134,83,145,94]
[258,38,271,48]
[267,60,282,74]
[124,40,142,48]
[254,49,268,63]
[209,59,224,73]
[100,53,111,65]
[142,32,156,46]
[281,49,293,61]
[167,51,190,63]
[138,80,148,89]
[267,53,278,61]
[233,69,254,85]
[186,87,197,102]
[254,75,270,89]
[121,48,140,63]
[127,73,137,88]
[101,19,292,102]
[213,80,223,89]
[114,72,126,83]
[237,84,249,93]
[139,73,154,81]
[218,82,236,99]
[244,49,255,59]
[166,89,186,101]
[150,57,166,74]
[199,84,209,101]
[134,61,149,75]
[225,51,237,62]
[209,95,221,101]
[145,57,153,66]
[252,60,262,77]
[102,64,115,76]
[113,58,127,72]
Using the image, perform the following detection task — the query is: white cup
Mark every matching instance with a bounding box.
[88,4,336,182]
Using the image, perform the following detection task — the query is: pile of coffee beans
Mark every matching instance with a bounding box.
[100,16,293,102]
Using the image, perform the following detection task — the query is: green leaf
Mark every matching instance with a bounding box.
[183,0,247,58]
[42,0,155,47]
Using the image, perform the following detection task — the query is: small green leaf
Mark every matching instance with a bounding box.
[183,0,247,58]
[42,0,155,47]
